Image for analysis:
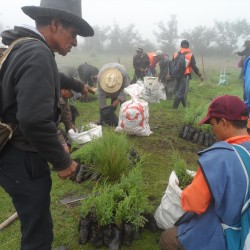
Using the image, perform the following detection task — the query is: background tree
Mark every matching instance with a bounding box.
[80,25,110,53]
[181,26,216,56]
[154,15,178,55]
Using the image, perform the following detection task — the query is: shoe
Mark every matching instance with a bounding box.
[53,246,68,250]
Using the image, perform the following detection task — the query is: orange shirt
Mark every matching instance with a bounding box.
[181,135,250,214]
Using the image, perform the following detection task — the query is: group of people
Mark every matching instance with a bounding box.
[0,0,249,250]
[132,40,204,109]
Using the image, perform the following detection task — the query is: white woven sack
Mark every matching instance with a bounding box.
[115,99,152,136]
[67,123,102,144]
[140,77,166,103]
[124,81,144,99]
[154,171,185,230]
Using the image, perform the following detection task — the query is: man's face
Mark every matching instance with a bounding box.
[52,19,78,56]
[209,117,226,141]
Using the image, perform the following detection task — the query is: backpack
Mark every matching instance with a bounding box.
[169,51,188,78]
[222,144,250,250]
[0,37,38,152]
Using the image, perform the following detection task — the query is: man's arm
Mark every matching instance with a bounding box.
[181,166,212,214]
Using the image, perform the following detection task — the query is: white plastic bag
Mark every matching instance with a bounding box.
[115,98,152,136]
[154,171,185,230]
[67,123,102,144]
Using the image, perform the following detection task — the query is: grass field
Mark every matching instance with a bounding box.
[0,52,244,249]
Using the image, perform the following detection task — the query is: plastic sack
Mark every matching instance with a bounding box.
[154,171,185,230]
[67,123,102,144]
[124,80,144,99]
[140,76,166,103]
[115,98,152,136]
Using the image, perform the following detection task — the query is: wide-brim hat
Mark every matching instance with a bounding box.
[21,0,94,37]
[100,68,123,93]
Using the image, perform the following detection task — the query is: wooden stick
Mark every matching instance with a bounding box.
[0,212,18,230]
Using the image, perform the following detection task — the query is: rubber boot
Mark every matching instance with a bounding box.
[173,97,181,109]
[78,215,91,244]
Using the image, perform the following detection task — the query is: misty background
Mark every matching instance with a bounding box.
[0,0,249,56]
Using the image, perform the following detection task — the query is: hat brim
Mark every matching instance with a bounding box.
[22,6,94,37]
[100,68,123,94]
[198,115,211,125]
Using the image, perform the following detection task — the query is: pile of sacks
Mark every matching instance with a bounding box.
[115,77,166,136]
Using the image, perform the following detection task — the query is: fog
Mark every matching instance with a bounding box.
[0,0,249,43]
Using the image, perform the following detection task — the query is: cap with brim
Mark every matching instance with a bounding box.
[22,2,93,37]
[198,95,249,125]
[100,68,123,93]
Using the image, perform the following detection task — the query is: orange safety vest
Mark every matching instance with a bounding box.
[173,48,193,75]
[147,52,157,66]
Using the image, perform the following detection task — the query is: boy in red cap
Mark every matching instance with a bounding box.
[160,95,250,250]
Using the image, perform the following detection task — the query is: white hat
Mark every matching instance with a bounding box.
[100,68,123,93]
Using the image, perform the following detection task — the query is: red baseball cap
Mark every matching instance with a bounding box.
[199,95,249,125]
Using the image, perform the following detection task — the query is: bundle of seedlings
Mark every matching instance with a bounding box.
[171,150,195,190]
[78,165,152,249]
[71,130,141,183]
[193,110,215,147]
[179,103,215,147]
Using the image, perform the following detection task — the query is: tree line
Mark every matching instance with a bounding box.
[0,16,249,56]
[79,16,250,56]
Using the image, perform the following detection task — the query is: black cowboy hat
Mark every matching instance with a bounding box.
[22,0,94,37]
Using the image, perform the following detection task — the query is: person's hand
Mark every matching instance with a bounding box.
[199,75,204,82]
[166,74,171,81]
[112,99,120,108]
[58,160,78,180]
[81,84,89,98]
[62,143,70,153]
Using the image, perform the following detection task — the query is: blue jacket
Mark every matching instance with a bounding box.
[177,141,250,250]
[244,56,250,110]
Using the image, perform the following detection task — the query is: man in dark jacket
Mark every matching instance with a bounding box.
[132,47,150,82]
[0,1,93,249]
[78,62,99,87]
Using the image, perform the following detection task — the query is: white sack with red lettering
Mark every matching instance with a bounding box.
[115,99,152,136]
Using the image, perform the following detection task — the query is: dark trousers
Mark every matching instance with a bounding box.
[0,144,53,250]
[173,77,189,109]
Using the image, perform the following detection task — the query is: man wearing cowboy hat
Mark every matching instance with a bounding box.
[97,63,130,125]
[0,0,93,249]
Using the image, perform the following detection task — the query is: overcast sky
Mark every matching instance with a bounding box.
[0,0,249,43]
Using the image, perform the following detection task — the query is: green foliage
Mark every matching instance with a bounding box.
[171,150,194,190]
[71,129,132,182]
[81,166,150,229]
